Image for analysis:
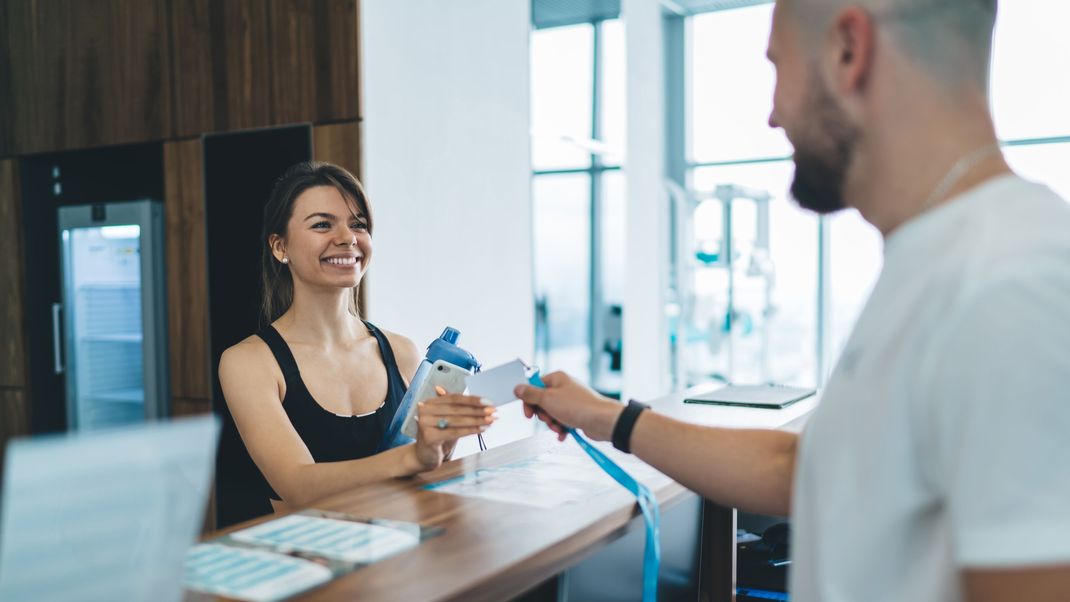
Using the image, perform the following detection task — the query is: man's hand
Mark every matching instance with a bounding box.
[514,371,623,442]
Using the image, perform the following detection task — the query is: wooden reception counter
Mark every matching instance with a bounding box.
[187,386,815,602]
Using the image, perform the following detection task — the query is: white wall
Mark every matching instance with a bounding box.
[361,0,535,454]
[622,0,672,401]
[361,0,534,369]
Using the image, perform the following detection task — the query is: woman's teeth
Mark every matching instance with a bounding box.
[324,257,358,266]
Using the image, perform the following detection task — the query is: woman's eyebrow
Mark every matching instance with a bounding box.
[303,211,366,222]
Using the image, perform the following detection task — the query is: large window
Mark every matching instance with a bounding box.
[530,1,1069,394]
[686,4,839,387]
[683,0,1070,387]
[531,19,625,393]
[992,1,1070,201]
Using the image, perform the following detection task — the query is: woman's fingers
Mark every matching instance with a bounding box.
[418,401,496,419]
[422,396,491,415]
[417,414,494,429]
[416,389,499,445]
[416,398,499,438]
[429,392,485,406]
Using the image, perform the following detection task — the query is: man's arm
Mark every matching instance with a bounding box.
[923,271,1070,599]
[515,372,798,516]
[630,412,797,516]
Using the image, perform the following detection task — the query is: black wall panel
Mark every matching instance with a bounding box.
[204,124,312,527]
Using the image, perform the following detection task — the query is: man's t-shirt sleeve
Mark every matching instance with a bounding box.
[926,267,1070,568]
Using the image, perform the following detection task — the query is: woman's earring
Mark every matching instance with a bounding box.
[281,256,289,264]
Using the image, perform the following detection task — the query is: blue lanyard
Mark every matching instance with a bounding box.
[528,373,660,602]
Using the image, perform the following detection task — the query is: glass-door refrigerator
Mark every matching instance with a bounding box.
[56,200,168,430]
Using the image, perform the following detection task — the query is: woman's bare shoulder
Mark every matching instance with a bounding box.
[219,334,275,373]
[218,334,285,407]
[379,328,421,381]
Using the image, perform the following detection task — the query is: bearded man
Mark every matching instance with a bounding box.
[516,1,1070,600]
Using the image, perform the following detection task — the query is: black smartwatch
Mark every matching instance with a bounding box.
[611,400,650,454]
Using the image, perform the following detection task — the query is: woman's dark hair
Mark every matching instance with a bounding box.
[260,161,373,324]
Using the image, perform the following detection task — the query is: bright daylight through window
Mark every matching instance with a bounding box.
[531,0,1070,393]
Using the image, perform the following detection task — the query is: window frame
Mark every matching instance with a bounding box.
[531,18,624,392]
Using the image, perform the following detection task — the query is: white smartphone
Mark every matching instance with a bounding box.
[400,360,471,439]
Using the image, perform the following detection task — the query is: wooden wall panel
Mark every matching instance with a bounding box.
[2,0,48,156]
[271,0,360,125]
[2,0,360,153]
[2,0,173,155]
[313,120,361,176]
[109,0,174,143]
[0,3,14,156]
[169,0,215,138]
[268,0,318,126]
[0,160,25,388]
[0,389,29,464]
[172,397,211,417]
[165,139,212,400]
[171,0,274,136]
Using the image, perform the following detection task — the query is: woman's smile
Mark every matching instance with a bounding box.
[322,253,362,269]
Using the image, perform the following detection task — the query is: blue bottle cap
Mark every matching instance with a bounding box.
[425,326,480,372]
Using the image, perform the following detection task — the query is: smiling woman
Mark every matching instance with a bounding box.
[218,162,497,516]
[260,164,374,323]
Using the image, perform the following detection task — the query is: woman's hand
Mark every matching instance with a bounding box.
[514,371,623,442]
[412,391,496,471]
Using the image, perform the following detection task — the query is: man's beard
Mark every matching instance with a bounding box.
[789,73,861,215]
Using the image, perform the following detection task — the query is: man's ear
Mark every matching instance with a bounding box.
[830,6,876,96]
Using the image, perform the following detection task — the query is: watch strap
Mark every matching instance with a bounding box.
[611,400,650,454]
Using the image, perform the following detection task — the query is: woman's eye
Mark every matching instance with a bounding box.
[312,221,330,229]
[351,222,368,231]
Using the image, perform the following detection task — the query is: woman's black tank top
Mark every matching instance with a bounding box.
[255,321,408,500]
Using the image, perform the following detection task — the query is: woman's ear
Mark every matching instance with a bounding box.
[268,234,287,264]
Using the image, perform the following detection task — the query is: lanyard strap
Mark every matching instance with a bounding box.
[528,374,661,602]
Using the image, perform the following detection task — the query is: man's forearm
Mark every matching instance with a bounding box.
[629,411,797,516]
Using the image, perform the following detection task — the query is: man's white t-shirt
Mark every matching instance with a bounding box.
[791,175,1070,601]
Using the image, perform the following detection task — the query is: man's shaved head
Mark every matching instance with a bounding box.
[767,0,1006,229]
[785,0,998,86]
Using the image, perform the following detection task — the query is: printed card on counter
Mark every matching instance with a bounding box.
[183,509,442,602]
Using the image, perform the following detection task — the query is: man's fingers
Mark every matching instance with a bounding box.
[514,384,547,407]
[540,371,569,388]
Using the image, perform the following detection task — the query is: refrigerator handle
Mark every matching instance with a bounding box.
[52,302,64,374]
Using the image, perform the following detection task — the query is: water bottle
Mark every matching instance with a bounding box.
[377,327,481,451]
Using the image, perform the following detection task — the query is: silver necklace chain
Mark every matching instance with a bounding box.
[922,142,1003,210]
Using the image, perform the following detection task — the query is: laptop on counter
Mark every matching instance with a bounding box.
[684,384,816,410]
[0,415,219,602]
